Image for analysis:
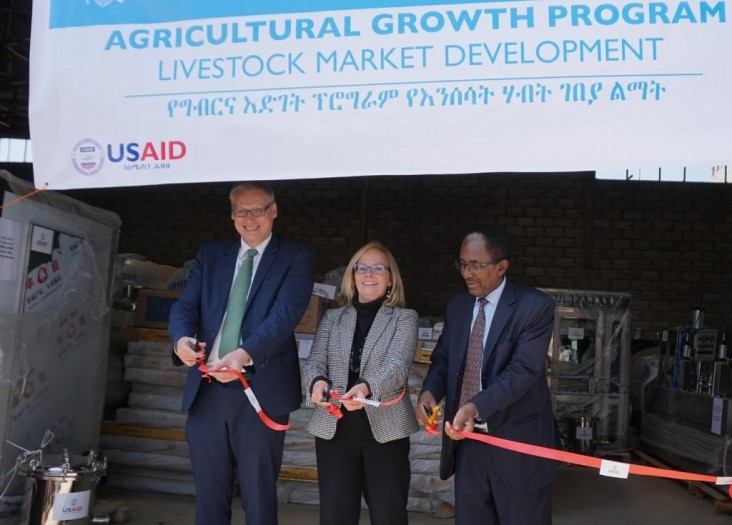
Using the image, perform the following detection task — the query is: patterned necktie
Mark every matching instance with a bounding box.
[219,248,258,357]
[459,297,488,407]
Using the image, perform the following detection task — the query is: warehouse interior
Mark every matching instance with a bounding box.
[1,2,731,523]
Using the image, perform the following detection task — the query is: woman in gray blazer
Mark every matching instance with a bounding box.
[303,241,419,525]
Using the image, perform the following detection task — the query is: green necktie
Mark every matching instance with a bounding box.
[219,248,258,357]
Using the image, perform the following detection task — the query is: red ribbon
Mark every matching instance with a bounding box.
[197,361,291,431]
[321,389,345,419]
[322,386,407,419]
[437,427,732,498]
[326,404,344,419]
[369,385,407,407]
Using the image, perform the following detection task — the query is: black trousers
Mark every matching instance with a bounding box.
[315,411,411,525]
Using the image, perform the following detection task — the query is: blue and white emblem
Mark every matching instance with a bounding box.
[71,139,105,176]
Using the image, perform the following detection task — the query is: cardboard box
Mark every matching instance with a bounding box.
[295,295,326,334]
[312,282,337,300]
[431,321,444,341]
[414,341,437,363]
[135,289,180,329]
[296,333,314,359]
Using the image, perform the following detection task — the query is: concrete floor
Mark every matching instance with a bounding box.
[93,464,731,524]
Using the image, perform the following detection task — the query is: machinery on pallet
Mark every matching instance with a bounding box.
[641,301,732,497]
[543,289,631,455]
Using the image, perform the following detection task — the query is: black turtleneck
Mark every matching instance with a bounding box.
[348,296,385,388]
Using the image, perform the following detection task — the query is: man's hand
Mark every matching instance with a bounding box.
[208,348,252,383]
[174,337,205,367]
[339,383,370,411]
[445,402,479,441]
[415,391,438,426]
[311,380,330,406]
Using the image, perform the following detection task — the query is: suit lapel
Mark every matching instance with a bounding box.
[360,306,392,370]
[483,280,517,371]
[246,235,279,309]
[216,240,240,319]
[340,307,357,378]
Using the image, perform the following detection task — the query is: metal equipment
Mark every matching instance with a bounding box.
[543,289,631,453]
[20,450,107,525]
[642,302,731,489]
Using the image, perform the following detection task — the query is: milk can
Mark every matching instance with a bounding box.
[571,415,596,453]
[21,450,106,525]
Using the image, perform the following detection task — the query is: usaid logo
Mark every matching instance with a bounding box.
[71,139,105,176]
[52,490,90,521]
[107,141,187,163]
[34,233,50,250]
[61,496,85,515]
[85,0,124,7]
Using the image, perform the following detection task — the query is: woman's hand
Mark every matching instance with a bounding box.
[311,380,331,406]
[340,383,370,411]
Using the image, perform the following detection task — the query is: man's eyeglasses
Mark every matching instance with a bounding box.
[454,260,500,273]
[232,201,273,218]
[353,263,390,275]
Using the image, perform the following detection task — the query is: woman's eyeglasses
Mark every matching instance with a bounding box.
[353,264,390,275]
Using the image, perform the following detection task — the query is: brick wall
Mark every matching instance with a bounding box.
[63,172,732,335]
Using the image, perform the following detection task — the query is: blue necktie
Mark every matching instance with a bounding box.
[219,248,257,357]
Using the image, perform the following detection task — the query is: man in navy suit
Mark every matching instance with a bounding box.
[416,226,558,525]
[168,182,312,525]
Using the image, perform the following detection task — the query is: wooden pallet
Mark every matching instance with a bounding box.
[102,421,186,441]
[279,465,318,482]
[633,450,732,514]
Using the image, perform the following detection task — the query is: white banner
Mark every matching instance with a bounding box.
[29,0,731,189]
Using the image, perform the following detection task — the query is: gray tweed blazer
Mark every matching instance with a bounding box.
[303,303,420,443]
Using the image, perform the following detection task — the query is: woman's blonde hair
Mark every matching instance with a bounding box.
[339,241,406,308]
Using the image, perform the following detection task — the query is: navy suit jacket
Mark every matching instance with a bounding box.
[422,279,559,492]
[168,235,313,416]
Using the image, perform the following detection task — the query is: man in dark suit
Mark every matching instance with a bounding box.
[415,226,558,525]
[168,182,313,525]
